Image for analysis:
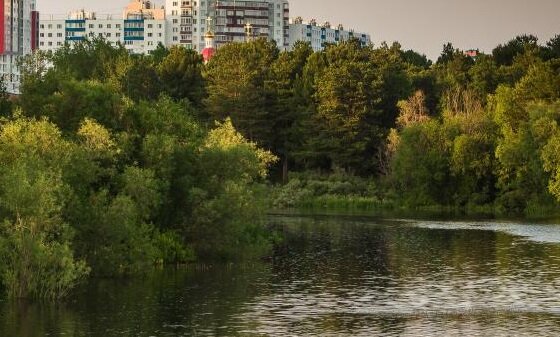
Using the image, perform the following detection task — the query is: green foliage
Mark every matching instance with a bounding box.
[468,54,499,99]
[122,57,162,102]
[0,119,89,300]
[153,230,195,264]
[0,78,12,117]
[390,120,451,205]
[0,221,89,300]
[492,34,540,66]
[1,76,278,296]
[43,79,124,131]
[542,133,560,200]
[186,119,277,260]
[50,38,130,81]
[271,171,378,209]
[7,31,560,300]
[158,46,205,105]
[205,39,279,148]
[402,49,432,69]
[295,40,412,174]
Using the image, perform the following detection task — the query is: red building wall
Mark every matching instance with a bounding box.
[31,10,39,51]
[0,0,5,54]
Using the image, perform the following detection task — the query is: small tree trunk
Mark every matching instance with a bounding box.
[282,154,289,185]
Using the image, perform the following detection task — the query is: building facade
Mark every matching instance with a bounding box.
[0,0,38,93]
[164,0,289,51]
[40,6,167,55]
[288,17,371,52]
[38,1,372,58]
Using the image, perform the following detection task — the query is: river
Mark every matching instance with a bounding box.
[2,214,560,336]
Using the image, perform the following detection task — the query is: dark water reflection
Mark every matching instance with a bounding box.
[2,214,560,336]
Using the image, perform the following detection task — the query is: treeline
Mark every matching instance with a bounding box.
[254,34,560,214]
[387,35,560,212]
[0,41,276,300]
[2,33,560,299]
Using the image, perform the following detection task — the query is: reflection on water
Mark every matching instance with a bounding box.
[410,219,560,243]
[2,214,560,336]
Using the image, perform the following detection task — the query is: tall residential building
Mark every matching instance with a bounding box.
[0,0,38,94]
[288,17,371,52]
[40,5,167,55]
[38,1,373,59]
[164,0,289,51]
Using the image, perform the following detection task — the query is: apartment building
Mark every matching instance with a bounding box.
[0,0,39,93]
[39,1,372,58]
[39,2,167,55]
[288,17,371,52]
[165,0,289,51]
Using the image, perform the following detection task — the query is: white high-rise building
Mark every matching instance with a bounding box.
[0,0,39,94]
[38,1,373,60]
[288,17,371,52]
[39,2,167,56]
[165,0,289,51]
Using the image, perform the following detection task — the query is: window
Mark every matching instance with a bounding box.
[99,24,103,28]
[107,24,111,29]
[116,24,121,28]
[89,24,94,28]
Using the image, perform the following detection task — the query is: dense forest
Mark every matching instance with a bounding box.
[1,33,560,299]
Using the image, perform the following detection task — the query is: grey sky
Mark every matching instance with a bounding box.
[37,0,560,60]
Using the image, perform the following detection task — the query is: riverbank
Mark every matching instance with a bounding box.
[269,172,560,220]
[4,214,560,336]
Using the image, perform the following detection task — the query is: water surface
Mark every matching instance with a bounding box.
[2,214,560,336]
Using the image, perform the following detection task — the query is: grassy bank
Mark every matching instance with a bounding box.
[269,172,560,220]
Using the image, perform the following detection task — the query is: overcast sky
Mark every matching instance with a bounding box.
[38,0,560,60]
